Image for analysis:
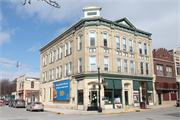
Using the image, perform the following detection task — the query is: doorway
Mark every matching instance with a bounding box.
[125,91,129,105]
[91,91,97,107]
[158,93,161,105]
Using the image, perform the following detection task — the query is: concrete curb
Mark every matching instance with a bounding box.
[48,106,176,115]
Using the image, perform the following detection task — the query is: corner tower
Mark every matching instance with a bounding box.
[82,4,102,18]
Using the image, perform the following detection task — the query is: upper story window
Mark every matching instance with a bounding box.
[123,37,127,51]
[104,56,109,71]
[89,31,95,46]
[103,32,108,47]
[69,41,72,54]
[146,63,149,75]
[65,42,68,56]
[78,58,82,73]
[52,51,55,62]
[45,71,47,82]
[49,69,52,80]
[157,65,163,76]
[60,66,62,78]
[45,55,47,65]
[130,61,135,74]
[144,43,148,55]
[65,64,68,76]
[166,66,172,77]
[57,48,59,60]
[69,62,72,75]
[141,62,144,74]
[124,60,128,73]
[117,58,121,73]
[56,67,59,79]
[116,36,120,50]
[50,52,52,63]
[90,56,96,71]
[31,81,34,88]
[52,68,54,80]
[129,39,133,52]
[43,72,45,82]
[43,56,45,66]
[139,42,143,54]
[177,62,180,75]
[78,35,82,50]
[60,46,62,59]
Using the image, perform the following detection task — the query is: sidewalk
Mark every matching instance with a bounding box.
[44,104,177,115]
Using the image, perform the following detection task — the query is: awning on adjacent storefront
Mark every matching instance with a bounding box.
[9,95,15,99]
[114,80,122,89]
[104,79,113,89]
[147,81,153,90]
[133,81,140,90]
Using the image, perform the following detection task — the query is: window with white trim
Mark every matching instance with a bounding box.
[43,72,45,82]
[116,36,120,50]
[52,68,54,80]
[56,67,59,79]
[176,62,180,75]
[60,66,62,78]
[79,35,82,50]
[78,58,82,73]
[139,42,142,54]
[65,43,68,56]
[43,56,45,66]
[69,62,72,75]
[103,32,108,47]
[50,52,52,63]
[124,60,128,73]
[104,57,109,71]
[45,55,47,65]
[52,51,55,62]
[90,56,96,71]
[141,62,144,74]
[157,65,163,76]
[69,41,72,54]
[146,63,149,75]
[89,31,95,46]
[129,39,133,52]
[130,61,135,74]
[144,43,148,55]
[166,66,172,77]
[123,37,127,51]
[60,46,62,59]
[117,58,121,72]
[45,71,47,82]
[49,69,52,80]
[57,48,59,60]
[65,63,68,76]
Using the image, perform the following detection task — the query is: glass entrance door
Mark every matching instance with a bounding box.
[91,91,97,107]
[158,93,161,105]
[125,91,129,105]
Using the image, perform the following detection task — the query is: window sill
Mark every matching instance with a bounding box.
[88,46,97,48]
[43,65,47,67]
[78,104,84,105]
[42,81,47,84]
[49,100,53,102]
[49,80,54,82]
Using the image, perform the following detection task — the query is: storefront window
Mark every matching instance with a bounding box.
[114,89,121,104]
[104,90,112,104]
[148,93,153,102]
[78,90,83,105]
[133,93,139,103]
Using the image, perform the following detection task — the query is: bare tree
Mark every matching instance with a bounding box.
[22,0,60,9]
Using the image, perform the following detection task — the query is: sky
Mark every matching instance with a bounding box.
[0,0,180,81]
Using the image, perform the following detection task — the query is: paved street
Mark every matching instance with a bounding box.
[0,106,180,120]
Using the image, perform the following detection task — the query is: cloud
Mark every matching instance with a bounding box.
[0,58,17,69]
[0,31,10,45]
[27,42,41,52]
[0,71,18,81]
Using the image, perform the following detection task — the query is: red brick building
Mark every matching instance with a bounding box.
[153,48,178,105]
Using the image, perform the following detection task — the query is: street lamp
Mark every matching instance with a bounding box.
[97,64,102,113]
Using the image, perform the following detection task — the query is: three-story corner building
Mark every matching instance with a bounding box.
[153,48,178,105]
[39,4,155,110]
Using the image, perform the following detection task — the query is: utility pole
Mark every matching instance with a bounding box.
[17,61,20,99]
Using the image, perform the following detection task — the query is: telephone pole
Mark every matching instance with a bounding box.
[17,61,20,99]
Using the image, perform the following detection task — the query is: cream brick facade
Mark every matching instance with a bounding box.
[39,4,155,110]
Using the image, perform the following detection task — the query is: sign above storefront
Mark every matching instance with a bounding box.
[53,79,70,100]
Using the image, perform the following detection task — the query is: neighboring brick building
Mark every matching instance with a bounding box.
[39,4,155,110]
[153,48,178,105]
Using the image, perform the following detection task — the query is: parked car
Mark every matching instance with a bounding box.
[9,99,14,107]
[177,99,180,107]
[13,99,25,108]
[0,101,5,106]
[26,102,44,112]
[3,100,9,105]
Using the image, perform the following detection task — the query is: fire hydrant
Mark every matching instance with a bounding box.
[126,105,129,111]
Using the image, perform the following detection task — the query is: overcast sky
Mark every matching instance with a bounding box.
[0,0,180,81]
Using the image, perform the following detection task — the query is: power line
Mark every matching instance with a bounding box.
[0,61,40,70]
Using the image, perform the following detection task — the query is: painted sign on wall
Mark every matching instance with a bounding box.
[53,79,70,100]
